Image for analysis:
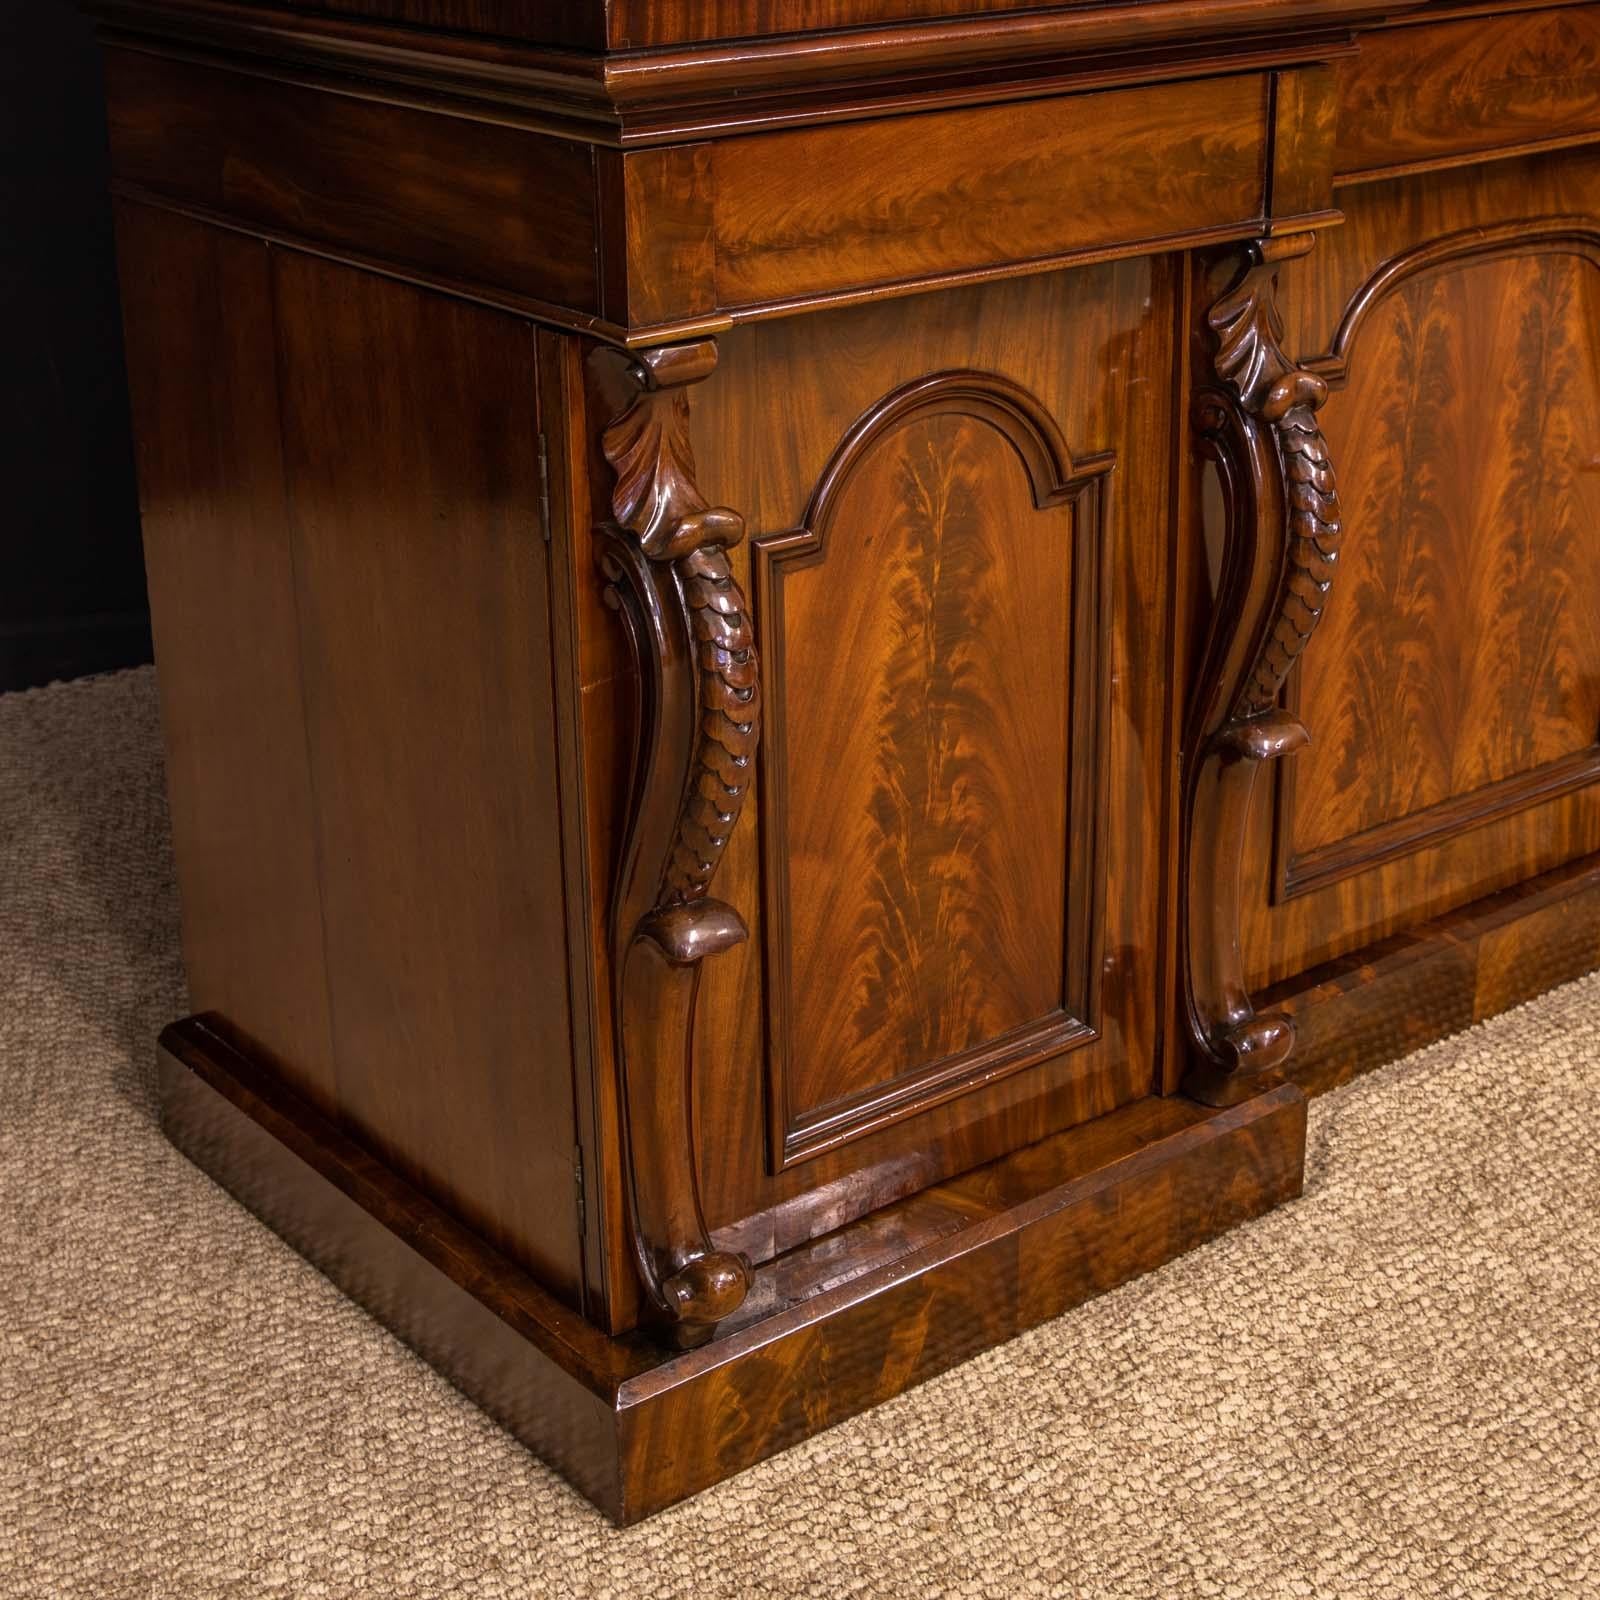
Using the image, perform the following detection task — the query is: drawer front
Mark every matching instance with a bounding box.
[618,73,1274,326]
[1337,6,1600,183]
[709,74,1270,311]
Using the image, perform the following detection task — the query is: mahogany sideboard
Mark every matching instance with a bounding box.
[96,0,1600,1521]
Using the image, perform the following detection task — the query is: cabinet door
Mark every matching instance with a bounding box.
[1241,148,1600,991]
[666,264,1181,1250]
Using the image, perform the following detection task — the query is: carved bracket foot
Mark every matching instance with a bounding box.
[1183,236,1344,1108]
[598,340,760,1347]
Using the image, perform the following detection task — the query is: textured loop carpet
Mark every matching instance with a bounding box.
[2,668,1598,1599]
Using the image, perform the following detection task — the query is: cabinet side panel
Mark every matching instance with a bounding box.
[104,49,600,319]
[115,202,339,1111]
[270,253,583,1299]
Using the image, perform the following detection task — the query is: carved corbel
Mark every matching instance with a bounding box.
[1183,235,1344,1107]
[596,340,758,1347]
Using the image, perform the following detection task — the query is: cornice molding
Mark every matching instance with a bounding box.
[90,0,1428,146]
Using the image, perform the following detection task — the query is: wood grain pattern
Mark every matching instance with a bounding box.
[1241,152,1600,998]
[168,0,1409,56]
[105,0,1600,1526]
[537,329,615,1328]
[267,252,583,1299]
[1281,225,1600,897]
[553,263,1178,1313]
[114,202,337,1114]
[159,1012,1306,1524]
[118,211,589,1296]
[604,0,1394,49]
[616,147,717,328]
[85,0,1411,176]
[93,11,1356,338]
[615,1082,1305,1520]
[753,373,1111,1164]
[1265,850,1600,1097]
[708,75,1269,313]
[1336,6,1600,184]
[654,261,1176,1250]
[1268,63,1340,222]
[103,47,599,315]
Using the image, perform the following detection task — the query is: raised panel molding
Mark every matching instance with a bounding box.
[752,372,1113,1168]
[1274,218,1600,902]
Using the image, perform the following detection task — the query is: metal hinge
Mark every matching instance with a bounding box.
[536,431,552,542]
[573,1143,586,1241]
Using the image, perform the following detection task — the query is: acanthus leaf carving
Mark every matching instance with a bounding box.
[1183,234,1345,1108]
[596,338,759,1346]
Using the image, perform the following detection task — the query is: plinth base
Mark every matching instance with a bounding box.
[160,1016,1306,1524]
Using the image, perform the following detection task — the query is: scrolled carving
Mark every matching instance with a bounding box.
[1207,242,1344,723]
[597,339,759,1346]
[1183,234,1344,1108]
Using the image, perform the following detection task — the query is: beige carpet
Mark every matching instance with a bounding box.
[2,668,1598,1599]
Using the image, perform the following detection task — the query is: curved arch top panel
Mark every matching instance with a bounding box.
[1278,219,1600,903]
[752,372,1114,1167]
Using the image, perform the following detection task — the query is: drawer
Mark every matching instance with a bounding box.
[620,72,1274,323]
[1337,5,1600,183]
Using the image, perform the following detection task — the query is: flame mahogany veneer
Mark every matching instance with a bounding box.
[98,0,1600,1520]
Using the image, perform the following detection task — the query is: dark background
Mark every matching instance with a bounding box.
[0,2,152,691]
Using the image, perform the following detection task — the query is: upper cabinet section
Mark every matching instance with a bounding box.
[97,0,1467,341]
[161,0,1419,51]
[90,0,1429,154]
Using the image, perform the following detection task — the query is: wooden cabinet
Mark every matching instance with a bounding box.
[96,0,1600,1522]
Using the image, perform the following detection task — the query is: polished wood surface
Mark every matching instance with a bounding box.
[117,204,336,1104]
[100,0,1600,1524]
[1336,4,1600,183]
[548,265,1183,1332]
[118,207,585,1298]
[671,263,1177,1250]
[594,0,1402,50]
[97,28,1347,342]
[160,1014,1306,1523]
[1268,851,1600,1096]
[1182,233,1345,1107]
[702,74,1270,314]
[1242,142,1600,991]
[156,0,1416,57]
[752,374,1110,1165]
[271,248,582,1299]
[595,339,761,1345]
[103,47,600,318]
[1290,229,1600,894]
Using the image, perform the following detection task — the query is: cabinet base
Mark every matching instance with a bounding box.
[159,1015,1306,1524]
[1269,852,1600,1099]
